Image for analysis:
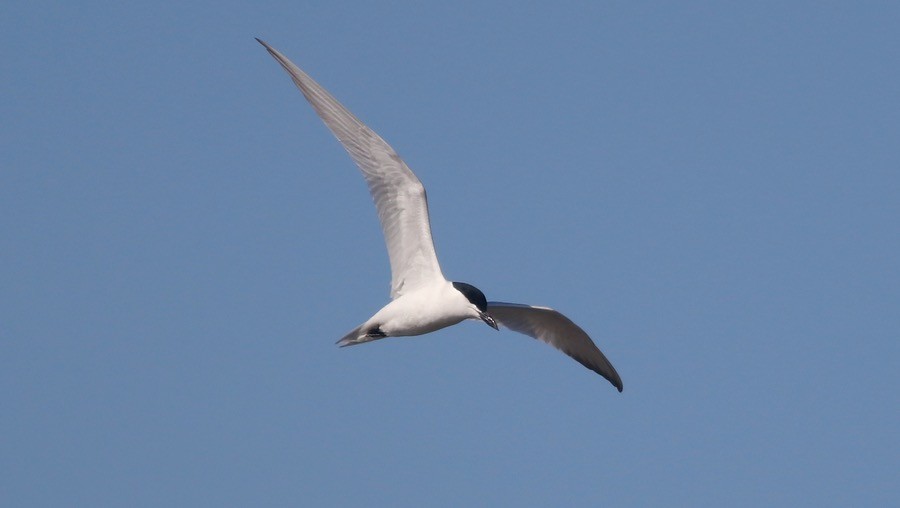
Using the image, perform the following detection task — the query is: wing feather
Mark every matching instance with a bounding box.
[258,39,444,298]
[487,302,623,392]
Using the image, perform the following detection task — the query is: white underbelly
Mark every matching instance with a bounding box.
[370,284,473,337]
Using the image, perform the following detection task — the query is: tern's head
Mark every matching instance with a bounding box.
[452,281,498,330]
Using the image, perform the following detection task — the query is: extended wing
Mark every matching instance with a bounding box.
[258,39,444,298]
[487,302,623,391]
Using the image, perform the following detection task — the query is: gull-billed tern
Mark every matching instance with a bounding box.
[258,39,623,392]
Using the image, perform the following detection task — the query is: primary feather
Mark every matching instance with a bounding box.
[488,302,623,391]
[257,39,444,299]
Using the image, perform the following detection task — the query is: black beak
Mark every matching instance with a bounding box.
[480,312,499,330]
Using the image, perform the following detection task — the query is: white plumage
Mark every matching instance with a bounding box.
[258,39,623,392]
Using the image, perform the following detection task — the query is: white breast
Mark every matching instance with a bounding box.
[368,282,476,337]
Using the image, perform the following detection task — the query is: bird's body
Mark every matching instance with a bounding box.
[339,281,481,346]
[258,38,624,392]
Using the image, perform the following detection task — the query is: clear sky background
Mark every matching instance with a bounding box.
[2,1,898,506]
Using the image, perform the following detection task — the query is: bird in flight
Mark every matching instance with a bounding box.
[257,39,623,392]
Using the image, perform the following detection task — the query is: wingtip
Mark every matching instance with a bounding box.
[255,37,274,53]
[601,373,623,392]
[593,361,623,392]
[609,373,624,392]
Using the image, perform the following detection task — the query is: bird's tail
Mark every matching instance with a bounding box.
[336,324,386,348]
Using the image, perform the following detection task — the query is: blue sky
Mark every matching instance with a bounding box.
[2,1,898,506]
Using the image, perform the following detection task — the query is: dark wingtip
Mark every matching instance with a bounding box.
[604,372,623,393]
[609,372,624,392]
[255,38,274,53]
[572,352,623,392]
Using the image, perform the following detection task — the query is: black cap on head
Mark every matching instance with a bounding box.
[452,282,488,313]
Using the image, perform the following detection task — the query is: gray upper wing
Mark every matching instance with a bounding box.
[487,302,623,391]
[258,39,444,298]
